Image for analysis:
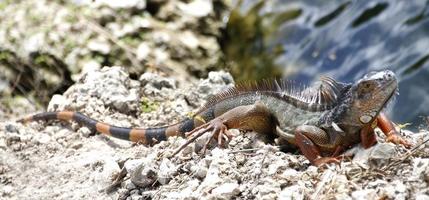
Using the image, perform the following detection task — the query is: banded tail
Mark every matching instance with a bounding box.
[17,111,203,145]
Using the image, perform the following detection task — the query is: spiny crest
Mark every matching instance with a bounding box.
[201,76,345,111]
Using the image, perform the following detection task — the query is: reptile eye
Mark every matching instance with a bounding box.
[364,83,372,88]
[360,81,374,90]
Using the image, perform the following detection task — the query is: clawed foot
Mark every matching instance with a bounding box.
[313,157,341,167]
[172,119,234,156]
[386,132,412,148]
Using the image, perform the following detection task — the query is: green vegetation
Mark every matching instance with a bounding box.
[140,97,158,113]
[222,0,301,81]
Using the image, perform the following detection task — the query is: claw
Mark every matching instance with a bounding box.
[171,119,234,157]
[386,132,412,148]
[313,157,341,167]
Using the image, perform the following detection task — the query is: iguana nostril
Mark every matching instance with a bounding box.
[384,73,392,80]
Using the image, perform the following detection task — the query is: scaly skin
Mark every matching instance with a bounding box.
[18,70,411,166]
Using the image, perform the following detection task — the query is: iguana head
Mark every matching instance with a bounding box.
[346,70,398,125]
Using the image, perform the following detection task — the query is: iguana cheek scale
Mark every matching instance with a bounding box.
[18,70,411,166]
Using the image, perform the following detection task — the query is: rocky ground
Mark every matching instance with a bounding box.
[0,0,228,103]
[1,0,429,199]
[1,67,429,200]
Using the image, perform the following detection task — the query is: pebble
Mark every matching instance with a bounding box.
[279,185,304,200]
[351,189,377,200]
[211,182,240,199]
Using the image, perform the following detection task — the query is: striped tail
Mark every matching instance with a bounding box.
[17,111,199,145]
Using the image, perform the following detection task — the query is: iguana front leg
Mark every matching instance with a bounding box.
[377,112,412,148]
[294,125,340,166]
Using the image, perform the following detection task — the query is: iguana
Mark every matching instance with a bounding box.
[18,70,411,166]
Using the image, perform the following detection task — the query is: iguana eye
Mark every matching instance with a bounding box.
[364,83,372,89]
[359,81,375,90]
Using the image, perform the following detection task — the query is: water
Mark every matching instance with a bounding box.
[224,0,429,129]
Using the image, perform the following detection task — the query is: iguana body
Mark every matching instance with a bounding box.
[19,70,411,166]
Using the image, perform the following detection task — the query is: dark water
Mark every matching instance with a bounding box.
[224,0,429,129]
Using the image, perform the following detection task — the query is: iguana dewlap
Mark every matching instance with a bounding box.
[19,70,411,166]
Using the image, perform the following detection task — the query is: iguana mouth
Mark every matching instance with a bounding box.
[379,79,398,110]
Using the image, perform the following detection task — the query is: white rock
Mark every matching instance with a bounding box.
[124,159,144,174]
[178,0,213,17]
[211,182,240,198]
[84,0,147,9]
[137,42,150,61]
[81,60,101,74]
[75,66,140,113]
[139,72,177,90]
[253,182,281,199]
[351,189,377,200]
[87,40,111,54]
[191,164,208,179]
[166,179,200,199]
[179,31,199,49]
[130,163,158,188]
[47,94,69,111]
[154,49,169,64]
[368,143,396,167]
[279,185,304,200]
[23,32,45,54]
[197,71,234,96]
[381,180,407,200]
[281,168,299,180]
[33,133,51,144]
[412,158,429,180]
[130,193,143,200]
[416,194,429,200]
[158,158,177,185]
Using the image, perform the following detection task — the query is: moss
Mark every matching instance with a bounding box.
[140,97,158,113]
[0,51,12,61]
[121,35,141,47]
[34,54,49,65]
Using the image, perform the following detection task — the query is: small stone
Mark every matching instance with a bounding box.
[139,73,177,90]
[81,60,101,74]
[5,124,18,133]
[197,71,234,96]
[179,31,199,49]
[34,133,51,144]
[412,158,429,181]
[381,180,407,199]
[279,185,304,200]
[131,163,157,188]
[78,127,93,138]
[211,182,240,199]
[125,181,136,190]
[281,168,299,180]
[70,141,83,150]
[124,159,143,174]
[351,189,377,200]
[253,182,281,200]
[2,185,14,195]
[368,143,396,167]
[178,0,213,17]
[416,194,429,200]
[87,40,111,55]
[137,43,150,61]
[130,193,143,200]
[191,165,208,179]
[158,158,177,185]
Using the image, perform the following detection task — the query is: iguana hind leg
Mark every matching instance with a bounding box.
[294,125,340,166]
[173,102,276,156]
